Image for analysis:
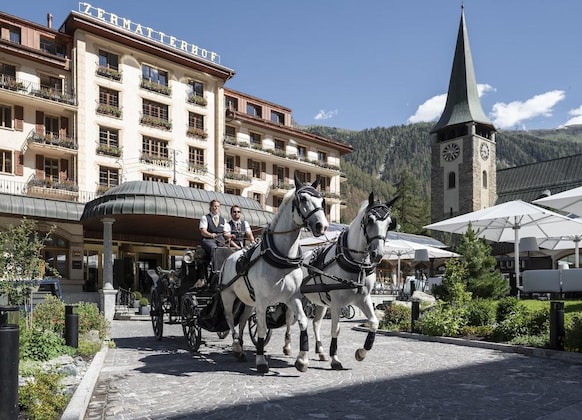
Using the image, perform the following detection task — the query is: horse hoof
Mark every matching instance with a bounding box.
[355,349,367,361]
[295,359,309,372]
[283,347,291,356]
[331,361,343,370]
[318,353,330,362]
[256,364,269,374]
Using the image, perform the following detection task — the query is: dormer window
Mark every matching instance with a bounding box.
[246,103,262,118]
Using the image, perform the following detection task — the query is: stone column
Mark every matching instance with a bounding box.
[99,218,117,321]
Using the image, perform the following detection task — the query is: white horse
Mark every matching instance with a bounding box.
[284,193,397,369]
[220,176,329,373]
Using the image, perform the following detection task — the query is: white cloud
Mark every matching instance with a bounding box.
[561,105,582,127]
[489,90,565,129]
[407,84,494,124]
[314,109,338,121]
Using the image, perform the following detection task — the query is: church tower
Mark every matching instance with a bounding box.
[430,6,497,223]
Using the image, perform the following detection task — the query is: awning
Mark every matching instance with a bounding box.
[0,193,84,221]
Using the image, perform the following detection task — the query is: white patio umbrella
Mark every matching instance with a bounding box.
[536,235,582,268]
[383,239,460,287]
[424,200,582,288]
[533,186,582,217]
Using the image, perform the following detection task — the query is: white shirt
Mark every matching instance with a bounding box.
[199,213,231,233]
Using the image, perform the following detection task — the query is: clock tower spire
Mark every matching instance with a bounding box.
[430,6,497,223]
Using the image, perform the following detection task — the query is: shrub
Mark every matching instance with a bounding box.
[509,333,550,348]
[491,305,531,341]
[139,297,149,307]
[465,299,496,326]
[133,291,142,301]
[30,295,65,335]
[76,301,109,339]
[417,304,466,337]
[77,340,102,357]
[19,328,72,361]
[381,304,411,331]
[19,370,69,420]
[565,314,582,352]
[496,296,520,323]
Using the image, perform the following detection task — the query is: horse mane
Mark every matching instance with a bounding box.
[270,187,296,227]
[348,200,368,229]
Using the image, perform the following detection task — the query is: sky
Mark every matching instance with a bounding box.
[3,0,582,131]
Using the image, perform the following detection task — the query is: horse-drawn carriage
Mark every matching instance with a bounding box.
[148,246,284,352]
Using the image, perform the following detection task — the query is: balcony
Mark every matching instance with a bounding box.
[140,79,171,96]
[186,127,208,140]
[270,181,294,195]
[96,65,122,81]
[0,75,28,92]
[27,177,79,201]
[187,163,208,175]
[96,103,122,118]
[96,144,122,157]
[140,115,172,130]
[224,170,251,187]
[187,94,207,106]
[30,84,76,105]
[26,130,78,153]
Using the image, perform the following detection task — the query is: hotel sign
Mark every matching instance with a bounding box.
[78,2,221,64]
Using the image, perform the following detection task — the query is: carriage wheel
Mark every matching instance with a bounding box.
[150,289,164,341]
[182,294,202,352]
[303,302,315,319]
[248,312,272,347]
[216,330,229,339]
[345,304,356,320]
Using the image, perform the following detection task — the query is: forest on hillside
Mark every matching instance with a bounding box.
[301,123,582,232]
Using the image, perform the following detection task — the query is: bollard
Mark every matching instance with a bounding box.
[65,304,79,348]
[411,301,420,332]
[0,306,20,420]
[550,301,565,351]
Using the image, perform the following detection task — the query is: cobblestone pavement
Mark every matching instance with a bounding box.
[84,318,582,420]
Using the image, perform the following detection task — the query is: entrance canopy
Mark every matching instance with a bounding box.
[81,181,274,246]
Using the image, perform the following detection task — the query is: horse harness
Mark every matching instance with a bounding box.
[223,184,325,301]
[301,201,392,302]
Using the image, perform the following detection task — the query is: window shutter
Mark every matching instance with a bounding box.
[35,154,44,178]
[35,111,44,134]
[60,116,69,139]
[14,151,23,175]
[261,162,266,180]
[14,106,23,131]
[235,155,240,168]
[60,159,68,181]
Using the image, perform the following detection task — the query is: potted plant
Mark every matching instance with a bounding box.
[132,291,142,309]
[139,297,150,315]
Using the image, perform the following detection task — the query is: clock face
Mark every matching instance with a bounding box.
[480,143,489,160]
[442,143,460,162]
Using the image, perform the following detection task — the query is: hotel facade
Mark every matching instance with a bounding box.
[0,5,351,300]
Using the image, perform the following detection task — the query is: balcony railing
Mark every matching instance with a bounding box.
[27,130,78,151]
[140,79,171,96]
[140,153,172,168]
[188,163,208,174]
[96,103,122,118]
[224,171,251,183]
[271,181,293,191]
[0,76,76,105]
[187,94,207,106]
[96,65,122,81]
[140,115,172,130]
[186,127,208,139]
[96,144,122,157]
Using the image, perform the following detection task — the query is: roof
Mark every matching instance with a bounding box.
[431,7,493,133]
[497,154,582,203]
[0,193,84,221]
[81,181,274,246]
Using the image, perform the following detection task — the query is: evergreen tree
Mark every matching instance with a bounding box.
[394,169,430,235]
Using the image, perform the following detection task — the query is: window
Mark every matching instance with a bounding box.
[143,173,169,183]
[225,96,238,111]
[98,50,119,70]
[249,132,262,148]
[188,146,205,166]
[99,126,119,148]
[295,170,310,184]
[188,80,203,97]
[40,74,62,92]
[188,112,204,130]
[246,103,262,118]
[142,136,169,159]
[273,196,283,210]
[42,234,68,278]
[253,192,263,206]
[44,157,59,180]
[99,166,119,188]
[248,159,264,179]
[6,25,21,44]
[320,176,330,192]
[142,64,168,86]
[482,170,488,189]
[0,63,16,79]
[274,139,285,151]
[99,87,119,107]
[448,172,456,189]
[0,104,12,129]
[142,99,169,120]
[44,115,59,136]
[225,187,241,195]
[317,151,327,163]
[225,155,235,173]
[271,110,285,124]
[297,145,307,160]
[39,36,66,57]
[0,149,12,173]
[189,182,204,189]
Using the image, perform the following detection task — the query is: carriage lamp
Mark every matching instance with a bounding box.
[0,305,20,418]
[183,250,195,264]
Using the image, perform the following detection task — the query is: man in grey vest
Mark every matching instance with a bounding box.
[228,205,254,250]
[199,199,232,259]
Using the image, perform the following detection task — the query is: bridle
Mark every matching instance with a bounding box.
[291,185,326,228]
[360,202,392,248]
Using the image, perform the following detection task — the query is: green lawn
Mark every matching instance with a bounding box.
[520,299,582,316]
